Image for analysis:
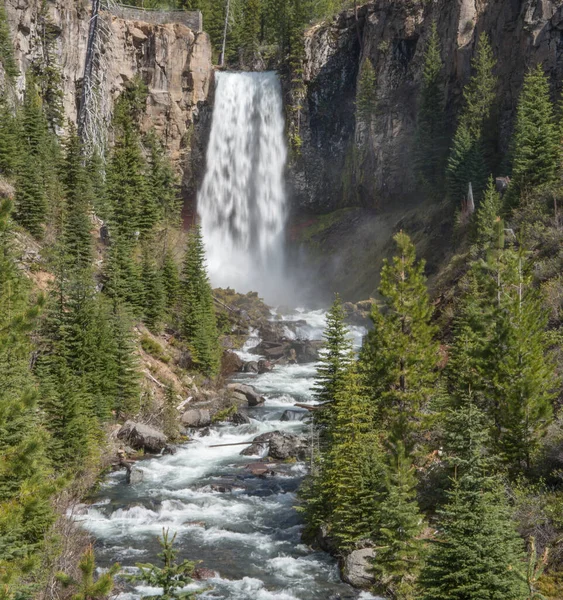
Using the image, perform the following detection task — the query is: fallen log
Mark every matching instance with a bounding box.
[209,440,269,448]
[294,403,321,411]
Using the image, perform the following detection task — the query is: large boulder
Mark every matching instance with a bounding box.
[117,421,168,454]
[240,431,308,460]
[227,383,265,406]
[181,408,212,428]
[281,409,308,422]
[341,548,376,589]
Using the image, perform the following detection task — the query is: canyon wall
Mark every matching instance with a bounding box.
[290,0,563,213]
[4,0,213,192]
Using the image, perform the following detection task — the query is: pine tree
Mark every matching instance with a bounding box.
[181,224,220,376]
[144,130,181,228]
[420,395,527,600]
[324,368,382,551]
[446,122,488,207]
[62,124,93,271]
[162,386,179,440]
[473,176,503,248]
[508,64,559,206]
[141,243,165,331]
[414,23,447,196]
[240,0,262,64]
[57,546,119,600]
[0,1,18,81]
[372,441,425,600]
[0,99,21,177]
[313,293,353,433]
[0,197,54,579]
[491,246,556,470]
[360,232,438,446]
[111,303,141,418]
[356,58,377,127]
[15,77,49,237]
[127,529,197,600]
[446,34,498,205]
[162,250,180,312]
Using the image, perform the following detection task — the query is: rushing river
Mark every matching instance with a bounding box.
[76,309,377,600]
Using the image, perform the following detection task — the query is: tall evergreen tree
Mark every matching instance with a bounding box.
[446,34,498,205]
[360,232,438,446]
[372,441,425,600]
[181,224,220,376]
[141,243,165,331]
[61,124,93,271]
[162,250,180,312]
[313,293,353,433]
[356,58,377,128]
[507,64,559,206]
[0,197,54,581]
[15,77,49,237]
[420,394,527,600]
[414,23,447,196]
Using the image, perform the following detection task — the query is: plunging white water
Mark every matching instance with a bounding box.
[198,72,288,301]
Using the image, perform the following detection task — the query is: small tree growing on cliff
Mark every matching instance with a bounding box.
[356,57,377,129]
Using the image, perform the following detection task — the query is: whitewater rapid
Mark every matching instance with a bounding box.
[76,310,376,600]
[198,72,288,301]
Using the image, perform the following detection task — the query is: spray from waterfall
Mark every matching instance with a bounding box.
[198,71,288,302]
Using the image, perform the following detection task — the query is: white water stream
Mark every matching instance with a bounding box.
[198,72,288,301]
[76,311,374,599]
[76,72,379,599]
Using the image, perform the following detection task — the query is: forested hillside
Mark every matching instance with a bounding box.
[0,0,562,599]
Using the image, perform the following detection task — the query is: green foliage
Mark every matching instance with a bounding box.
[15,76,50,237]
[162,250,180,312]
[0,197,54,591]
[507,65,560,207]
[141,244,165,331]
[313,293,353,433]
[0,99,21,177]
[473,177,503,248]
[446,34,497,205]
[372,441,425,600]
[421,396,527,600]
[302,367,383,551]
[127,529,197,599]
[360,231,438,446]
[414,23,447,197]
[356,58,377,127]
[56,545,119,600]
[141,334,169,363]
[181,224,220,376]
[0,1,18,80]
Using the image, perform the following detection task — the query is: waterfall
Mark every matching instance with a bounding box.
[198,71,288,301]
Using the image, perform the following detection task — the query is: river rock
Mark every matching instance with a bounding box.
[128,466,144,485]
[281,409,308,422]
[221,350,244,375]
[243,360,259,373]
[258,359,272,373]
[117,421,168,454]
[341,548,376,588]
[181,408,212,428]
[193,567,217,580]
[240,431,308,460]
[227,383,265,406]
[228,410,251,425]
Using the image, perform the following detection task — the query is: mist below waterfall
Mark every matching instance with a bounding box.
[198,71,288,302]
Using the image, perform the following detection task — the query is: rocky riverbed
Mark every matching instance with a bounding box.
[75,309,379,600]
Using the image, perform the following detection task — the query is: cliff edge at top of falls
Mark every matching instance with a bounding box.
[4,0,213,193]
[290,0,563,214]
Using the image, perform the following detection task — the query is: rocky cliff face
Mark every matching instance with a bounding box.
[291,0,563,214]
[4,0,213,192]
